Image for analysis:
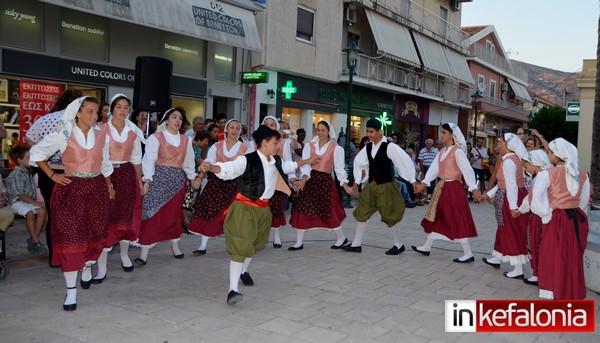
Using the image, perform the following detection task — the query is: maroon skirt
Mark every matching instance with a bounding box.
[528,214,543,277]
[290,171,346,230]
[538,208,588,300]
[421,181,477,239]
[493,188,529,257]
[269,191,287,228]
[50,175,110,272]
[105,163,141,247]
[189,173,238,237]
[138,185,187,245]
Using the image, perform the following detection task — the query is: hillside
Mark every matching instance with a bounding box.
[510,59,580,106]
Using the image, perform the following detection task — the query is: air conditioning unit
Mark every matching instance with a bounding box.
[450,0,461,11]
[345,4,357,24]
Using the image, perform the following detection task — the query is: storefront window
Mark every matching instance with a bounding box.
[282,107,301,133]
[171,96,206,125]
[60,9,108,61]
[214,44,235,81]
[161,32,206,78]
[0,0,43,51]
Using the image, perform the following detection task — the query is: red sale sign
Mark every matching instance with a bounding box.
[19,80,65,144]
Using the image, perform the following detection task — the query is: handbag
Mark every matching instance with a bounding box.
[182,183,197,210]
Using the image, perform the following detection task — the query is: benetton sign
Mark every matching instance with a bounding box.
[193,3,245,37]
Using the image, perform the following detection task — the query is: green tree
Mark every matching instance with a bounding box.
[530,106,578,145]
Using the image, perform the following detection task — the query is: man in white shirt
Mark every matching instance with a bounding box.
[470,138,488,193]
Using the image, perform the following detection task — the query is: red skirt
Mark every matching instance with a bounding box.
[528,214,543,277]
[189,173,238,237]
[50,175,110,272]
[138,185,187,245]
[493,188,529,257]
[421,181,477,239]
[538,209,588,300]
[105,163,141,247]
[290,171,346,230]
[269,191,287,228]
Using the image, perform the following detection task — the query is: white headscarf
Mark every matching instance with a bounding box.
[108,93,146,144]
[224,119,241,140]
[311,120,337,143]
[549,138,580,196]
[156,108,178,133]
[58,96,89,144]
[445,122,467,151]
[524,149,552,170]
[504,132,528,160]
[261,115,280,131]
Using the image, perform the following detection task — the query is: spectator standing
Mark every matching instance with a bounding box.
[417,138,438,200]
[470,137,489,193]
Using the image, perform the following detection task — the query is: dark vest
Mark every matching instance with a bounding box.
[367,141,394,184]
[237,151,286,201]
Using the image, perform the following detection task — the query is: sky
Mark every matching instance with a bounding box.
[461,0,598,73]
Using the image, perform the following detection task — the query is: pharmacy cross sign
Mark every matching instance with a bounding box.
[377,111,392,129]
[281,80,297,100]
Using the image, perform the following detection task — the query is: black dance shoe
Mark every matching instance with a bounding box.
[80,278,92,290]
[331,238,349,249]
[503,272,524,280]
[227,290,243,305]
[411,245,430,256]
[272,243,282,249]
[523,278,538,286]
[341,245,362,253]
[482,257,501,269]
[453,256,475,263]
[63,287,77,311]
[91,275,106,284]
[192,249,207,256]
[240,272,254,286]
[121,263,134,272]
[173,253,184,259]
[385,245,406,255]
[287,245,304,251]
[133,258,147,267]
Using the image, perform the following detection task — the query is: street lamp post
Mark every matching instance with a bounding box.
[471,89,482,146]
[342,42,362,208]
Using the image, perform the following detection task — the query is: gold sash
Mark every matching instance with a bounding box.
[424,180,444,222]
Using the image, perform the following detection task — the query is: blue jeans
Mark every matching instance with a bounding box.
[395,179,410,203]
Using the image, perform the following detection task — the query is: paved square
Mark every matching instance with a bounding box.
[1,203,598,342]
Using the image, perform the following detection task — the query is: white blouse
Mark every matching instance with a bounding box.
[107,120,142,165]
[205,141,244,164]
[421,145,478,191]
[299,140,348,186]
[486,153,519,210]
[29,125,113,177]
[142,130,196,182]
[215,150,298,200]
[353,138,416,184]
[529,170,590,224]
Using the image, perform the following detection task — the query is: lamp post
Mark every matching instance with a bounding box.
[342,41,362,208]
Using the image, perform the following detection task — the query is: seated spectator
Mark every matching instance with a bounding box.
[6,146,47,255]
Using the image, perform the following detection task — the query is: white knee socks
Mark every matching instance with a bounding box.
[457,239,473,261]
[333,228,346,246]
[94,249,109,279]
[292,229,304,248]
[139,245,150,261]
[242,257,252,274]
[64,271,78,305]
[391,223,403,248]
[271,227,281,245]
[81,265,92,282]
[506,263,523,277]
[197,235,209,251]
[351,222,368,247]
[229,261,243,292]
[171,239,182,256]
[120,240,132,267]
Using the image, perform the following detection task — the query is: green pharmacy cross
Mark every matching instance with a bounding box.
[376,111,392,130]
[281,80,297,100]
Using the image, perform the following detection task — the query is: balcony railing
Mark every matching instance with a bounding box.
[471,43,529,81]
[348,0,468,51]
[479,95,529,116]
[342,52,472,106]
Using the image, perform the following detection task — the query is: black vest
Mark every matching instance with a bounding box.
[237,151,286,201]
[367,141,394,184]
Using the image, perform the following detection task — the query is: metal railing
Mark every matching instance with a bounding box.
[471,43,529,81]
[349,0,469,51]
[342,52,472,106]
[479,95,529,115]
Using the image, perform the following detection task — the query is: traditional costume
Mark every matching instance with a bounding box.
[288,121,348,250]
[412,123,478,262]
[517,149,553,285]
[342,119,416,254]
[484,133,530,278]
[93,94,145,282]
[188,119,247,255]
[136,108,197,264]
[212,125,299,304]
[531,139,590,299]
[30,96,113,310]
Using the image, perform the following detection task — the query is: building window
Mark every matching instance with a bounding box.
[486,40,496,56]
[161,32,206,77]
[296,6,315,43]
[477,75,485,90]
[489,80,497,98]
[439,6,449,38]
[0,0,43,51]
[214,44,235,81]
[60,9,108,61]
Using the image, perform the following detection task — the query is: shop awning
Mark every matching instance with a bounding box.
[412,32,452,78]
[507,78,532,102]
[365,10,421,67]
[443,47,474,85]
[39,0,262,51]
